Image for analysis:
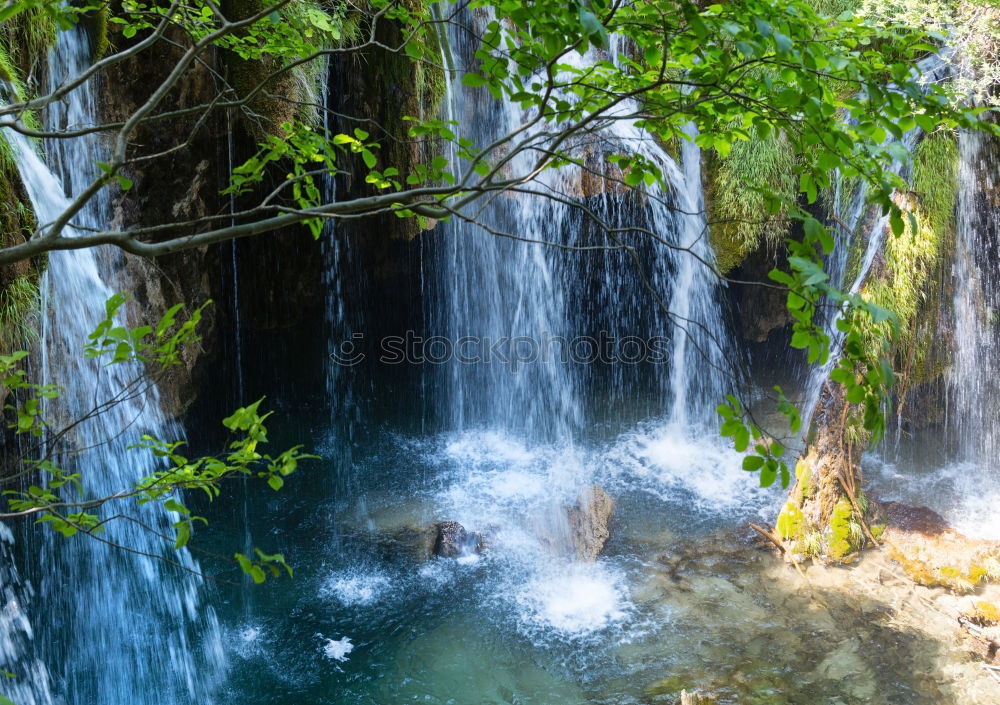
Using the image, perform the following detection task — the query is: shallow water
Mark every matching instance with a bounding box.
[197,411,999,705]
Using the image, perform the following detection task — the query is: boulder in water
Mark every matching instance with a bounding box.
[432,520,484,558]
[566,485,614,561]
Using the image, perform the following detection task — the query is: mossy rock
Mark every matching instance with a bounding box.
[888,547,996,594]
[644,676,689,698]
[78,4,110,61]
[828,497,860,559]
[776,500,805,541]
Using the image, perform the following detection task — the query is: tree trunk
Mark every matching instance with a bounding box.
[774,381,883,560]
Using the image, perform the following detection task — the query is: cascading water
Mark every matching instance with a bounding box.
[945,129,1000,500]
[425,30,735,441]
[797,56,950,427]
[0,528,53,705]
[210,14,1000,705]
[4,28,225,703]
[871,127,1000,538]
[393,9,763,639]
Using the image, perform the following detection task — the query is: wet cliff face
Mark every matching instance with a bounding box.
[95,20,330,419]
[96,25,227,418]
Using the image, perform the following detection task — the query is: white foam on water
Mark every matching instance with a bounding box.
[869,458,1000,540]
[320,570,392,607]
[602,421,777,518]
[319,635,354,662]
[442,431,540,468]
[437,432,584,510]
[228,622,265,660]
[512,561,631,638]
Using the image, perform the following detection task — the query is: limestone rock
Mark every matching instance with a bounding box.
[566,485,614,561]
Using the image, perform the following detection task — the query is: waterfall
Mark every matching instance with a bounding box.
[925,127,1000,536]
[424,19,734,442]
[0,528,54,705]
[4,28,225,702]
[948,130,999,463]
[797,56,949,427]
[372,9,748,623]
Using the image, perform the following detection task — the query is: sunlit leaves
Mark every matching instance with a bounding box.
[84,294,210,368]
[718,394,790,489]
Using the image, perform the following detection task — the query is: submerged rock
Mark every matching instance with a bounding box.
[566,485,614,561]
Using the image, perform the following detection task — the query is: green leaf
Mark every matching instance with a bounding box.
[461,73,487,88]
[174,520,190,549]
[733,426,750,452]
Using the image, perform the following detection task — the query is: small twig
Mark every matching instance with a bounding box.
[749,522,785,553]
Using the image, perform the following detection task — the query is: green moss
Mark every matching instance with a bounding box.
[1,7,58,80]
[0,28,44,351]
[0,275,39,354]
[913,130,959,240]
[853,130,957,396]
[79,4,110,62]
[889,549,997,594]
[828,497,858,559]
[644,676,689,698]
[807,0,863,16]
[225,0,362,136]
[795,458,813,499]
[776,500,805,541]
[707,129,797,273]
[965,601,1000,626]
[802,530,823,556]
[0,14,48,136]
[0,150,42,354]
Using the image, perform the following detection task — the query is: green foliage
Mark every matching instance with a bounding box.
[718,391,792,488]
[225,121,349,237]
[0,275,39,354]
[707,128,798,273]
[1,295,317,584]
[860,0,1000,105]
[130,395,317,555]
[807,0,863,16]
[235,548,293,584]
[84,293,208,367]
[106,0,345,59]
[0,0,993,504]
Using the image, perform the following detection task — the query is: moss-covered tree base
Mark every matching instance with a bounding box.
[775,384,883,561]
